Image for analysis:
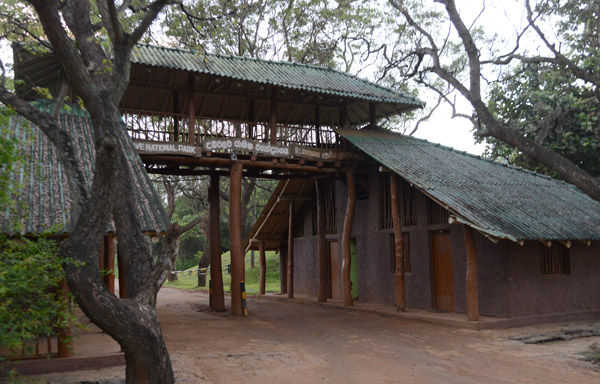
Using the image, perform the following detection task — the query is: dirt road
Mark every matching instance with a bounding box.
[35,287,600,383]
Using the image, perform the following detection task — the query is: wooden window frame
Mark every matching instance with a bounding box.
[540,242,570,276]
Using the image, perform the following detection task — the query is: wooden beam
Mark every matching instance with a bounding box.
[173,90,179,142]
[316,179,328,303]
[259,241,266,295]
[369,102,376,129]
[248,99,255,140]
[229,162,245,315]
[277,195,312,202]
[390,174,405,312]
[270,87,278,145]
[463,225,480,321]
[209,172,225,311]
[340,100,349,129]
[341,170,355,306]
[287,201,294,298]
[188,73,196,144]
[247,180,291,244]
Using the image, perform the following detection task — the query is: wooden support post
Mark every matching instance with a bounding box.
[188,73,196,145]
[315,106,321,147]
[390,174,405,312]
[341,170,355,306]
[249,99,255,140]
[229,162,245,315]
[316,179,328,303]
[173,91,179,142]
[287,201,294,298]
[280,245,287,294]
[340,100,349,129]
[57,279,73,358]
[463,225,480,321]
[259,241,266,295]
[270,87,278,145]
[369,102,377,129]
[104,235,115,294]
[117,245,127,299]
[209,172,225,311]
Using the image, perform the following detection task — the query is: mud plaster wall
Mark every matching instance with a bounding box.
[506,241,600,317]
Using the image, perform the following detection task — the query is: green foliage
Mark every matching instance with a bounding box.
[0,235,76,359]
[483,63,600,177]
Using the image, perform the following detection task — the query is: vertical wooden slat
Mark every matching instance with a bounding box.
[463,225,480,321]
[316,179,328,303]
[259,241,266,295]
[315,106,321,147]
[390,174,405,312]
[287,201,294,298]
[173,91,179,142]
[248,99,255,140]
[270,87,278,145]
[209,172,225,311]
[229,162,245,315]
[341,170,355,306]
[188,73,196,145]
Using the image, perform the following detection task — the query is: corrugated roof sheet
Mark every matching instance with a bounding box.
[338,128,600,242]
[1,102,169,235]
[131,43,423,107]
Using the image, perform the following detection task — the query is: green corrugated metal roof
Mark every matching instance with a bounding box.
[1,101,169,235]
[131,43,423,107]
[338,128,600,242]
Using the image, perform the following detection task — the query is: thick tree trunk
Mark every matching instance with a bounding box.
[229,163,245,315]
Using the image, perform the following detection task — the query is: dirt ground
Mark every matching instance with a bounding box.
[21,287,600,383]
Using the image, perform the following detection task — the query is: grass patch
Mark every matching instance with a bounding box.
[164,250,281,295]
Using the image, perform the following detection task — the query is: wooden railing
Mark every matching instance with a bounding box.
[121,109,340,149]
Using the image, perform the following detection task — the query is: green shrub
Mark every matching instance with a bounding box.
[0,235,76,359]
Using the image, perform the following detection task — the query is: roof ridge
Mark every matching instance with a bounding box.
[372,127,572,187]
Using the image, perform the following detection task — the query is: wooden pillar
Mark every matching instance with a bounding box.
[463,225,480,321]
[280,245,287,294]
[117,245,127,299]
[287,201,294,298]
[98,238,105,273]
[188,73,196,145]
[209,172,225,311]
[248,99,255,140]
[173,91,180,142]
[390,174,405,312]
[341,170,355,306]
[340,100,349,129]
[104,235,115,294]
[270,87,278,145]
[259,241,266,295]
[57,279,73,358]
[316,179,328,303]
[229,162,245,315]
[315,106,321,147]
[369,102,376,129]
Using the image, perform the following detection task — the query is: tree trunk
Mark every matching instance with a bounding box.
[341,170,355,306]
[390,174,405,312]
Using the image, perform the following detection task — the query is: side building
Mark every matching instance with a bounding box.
[245,128,600,324]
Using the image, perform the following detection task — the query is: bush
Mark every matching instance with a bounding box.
[0,235,75,359]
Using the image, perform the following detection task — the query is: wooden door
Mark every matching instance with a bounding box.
[432,231,454,311]
[329,241,341,300]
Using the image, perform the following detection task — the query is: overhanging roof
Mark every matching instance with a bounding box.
[338,128,600,242]
[1,102,169,235]
[14,42,423,127]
